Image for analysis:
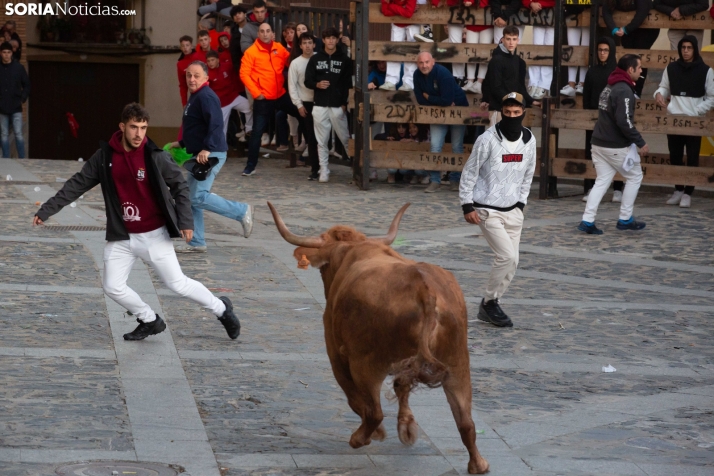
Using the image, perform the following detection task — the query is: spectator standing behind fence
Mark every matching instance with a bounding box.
[582,36,622,202]
[0,42,29,158]
[654,0,708,50]
[197,30,212,58]
[481,26,538,126]
[240,0,270,52]
[304,27,353,183]
[1,22,21,59]
[561,4,589,97]
[228,5,248,66]
[177,36,201,107]
[578,55,648,235]
[654,35,714,208]
[602,0,659,98]
[492,0,525,42]
[523,0,554,100]
[206,50,252,138]
[413,52,468,193]
[379,0,420,92]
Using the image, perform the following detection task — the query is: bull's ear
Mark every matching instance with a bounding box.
[293,247,329,269]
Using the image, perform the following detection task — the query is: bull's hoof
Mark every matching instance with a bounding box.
[468,457,490,474]
[397,416,419,445]
[349,434,371,449]
[372,423,387,441]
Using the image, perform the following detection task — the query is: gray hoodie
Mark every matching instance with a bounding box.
[592,67,646,149]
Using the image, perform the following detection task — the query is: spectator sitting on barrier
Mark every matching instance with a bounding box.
[523,0,554,100]
[654,0,708,50]
[579,54,648,235]
[241,0,271,53]
[602,0,659,98]
[414,51,468,193]
[562,5,589,97]
[197,0,233,17]
[462,1,494,95]
[582,36,623,202]
[492,0,525,42]
[481,26,538,126]
[379,0,420,92]
[655,35,714,208]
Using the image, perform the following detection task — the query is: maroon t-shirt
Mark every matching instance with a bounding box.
[109,130,166,234]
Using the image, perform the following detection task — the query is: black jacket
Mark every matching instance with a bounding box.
[304,49,353,108]
[36,138,193,242]
[592,69,646,149]
[229,24,244,70]
[653,0,708,16]
[0,60,29,115]
[491,0,523,21]
[583,37,617,110]
[481,44,534,111]
[602,0,653,33]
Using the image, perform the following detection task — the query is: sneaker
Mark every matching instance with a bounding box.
[398,83,413,92]
[531,87,547,100]
[217,296,241,339]
[612,190,623,203]
[387,173,396,184]
[576,83,584,95]
[527,85,536,97]
[679,193,691,208]
[578,220,603,235]
[239,205,254,238]
[308,172,319,181]
[477,299,513,327]
[424,182,440,193]
[419,175,430,185]
[560,84,576,97]
[270,136,276,146]
[123,315,167,341]
[175,244,208,253]
[470,81,482,95]
[276,145,289,152]
[329,149,342,158]
[235,130,246,140]
[242,168,256,176]
[295,142,307,152]
[319,169,330,183]
[666,190,684,205]
[450,181,460,192]
[379,82,396,91]
[462,80,474,92]
[261,133,270,146]
[302,148,309,158]
[414,25,434,43]
[582,191,590,202]
[616,217,646,231]
[409,175,419,184]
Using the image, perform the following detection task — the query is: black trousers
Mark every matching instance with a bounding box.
[667,134,701,195]
[299,102,320,174]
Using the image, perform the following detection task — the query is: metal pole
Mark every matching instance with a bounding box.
[352,0,371,190]
[539,97,552,200]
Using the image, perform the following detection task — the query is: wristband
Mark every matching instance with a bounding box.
[612,28,619,35]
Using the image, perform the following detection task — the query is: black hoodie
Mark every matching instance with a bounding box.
[582,37,617,110]
[481,44,534,111]
[668,35,709,98]
[304,48,353,108]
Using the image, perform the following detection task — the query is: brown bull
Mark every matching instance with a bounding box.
[268,202,489,474]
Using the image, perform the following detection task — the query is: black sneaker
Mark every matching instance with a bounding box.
[218,296,241,339]
[123,315,167,341]
[616,218,646,231]
[308,172,319,181]
[578,221,603,235]
[414,25,434,43]
[477,299,513,327]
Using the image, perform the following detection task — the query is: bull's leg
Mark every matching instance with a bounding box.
[347,371,385,449]
[442,369,490,474]
[329,358,385,441]
[394,379,419,445]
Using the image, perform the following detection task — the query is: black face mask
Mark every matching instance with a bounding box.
[498,113,524,142]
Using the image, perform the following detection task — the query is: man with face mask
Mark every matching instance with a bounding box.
[458,93,536,327]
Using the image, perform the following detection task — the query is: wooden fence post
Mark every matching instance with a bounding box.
[539,97,552,200]
[352,0,371,190]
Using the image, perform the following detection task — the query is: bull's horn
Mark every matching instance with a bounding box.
[267,201,325,248]
[374,203,410,245]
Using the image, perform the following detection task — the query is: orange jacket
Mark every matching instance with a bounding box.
[240,39,289,100]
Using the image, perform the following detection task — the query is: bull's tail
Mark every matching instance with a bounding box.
[391,293,448,393]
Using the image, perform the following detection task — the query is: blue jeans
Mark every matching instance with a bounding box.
[0,112,25,158]
[187,152,248,247]
[428,124,465,183]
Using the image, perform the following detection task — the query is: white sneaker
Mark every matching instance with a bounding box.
[576,83,584,95]
[319,169,330,183]
[666,190,684,205]
[612,190,623,203]
[295,142,307,152]
[470,81,482,95]
[529,87,545,100]
[329,148,342,158]
[527,85,536,97]
[560,85,576,97]
[462,80,474,92]
[419,175,430,185]
[261,133,270,146]
[582,191,590,202]
[270,136,276,146]
[302,148,309,158]
[679,193,691,208]
[379,82,396,91]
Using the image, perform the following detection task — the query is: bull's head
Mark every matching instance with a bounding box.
[267,201,410,274]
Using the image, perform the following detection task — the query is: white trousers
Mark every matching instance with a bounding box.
[464,28,493,80]
[387,24,421,87]
[448,25,465,78]
[567,27,589,83]
[667,29,703,51]
[583,145,643,222]
[313,106,351,171]
[221,94,252,136]
[477,208,524,302]
[288,114,299,137]
[494,25,525,44]
[103,227,226,323]
[529,27,554,90]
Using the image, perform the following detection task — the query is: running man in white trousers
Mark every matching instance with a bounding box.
[33,103,242,341]
[578,54,648,235]
[459,93,536,328]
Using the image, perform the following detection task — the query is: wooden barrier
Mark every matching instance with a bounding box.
[549,109,714,137]
[600,9,714,30]
[369,103,540,127]
[551,158,714,186]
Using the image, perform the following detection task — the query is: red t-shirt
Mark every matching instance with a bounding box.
[109,131,166,234]
[208,60,243,106]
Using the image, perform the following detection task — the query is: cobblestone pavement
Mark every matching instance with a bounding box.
[0,156,712,476]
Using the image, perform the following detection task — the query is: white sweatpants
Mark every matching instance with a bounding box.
[477,207,524,302]
[313,106,351,172]
[387,24,421,88]
[494,25,525,44]
[449,25,465,79]
[567,27,589,84]
[583,145,643,222]
[529,27,554,90]
[221,95,252,136]
[103,227,226,323]
[465,28,493,80]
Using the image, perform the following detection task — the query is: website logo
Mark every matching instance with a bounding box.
[5,2,136,16]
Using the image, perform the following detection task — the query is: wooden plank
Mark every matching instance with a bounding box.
[550,109,714,136]
[367,3,590,27]
[368,103,540,126]
[348,139,474,156]
[552,148,714,167]
[551,158,714,186]
[615,47,714,70]
[367,42,589,67]
[599,9,714,30]
[349,90,485,109]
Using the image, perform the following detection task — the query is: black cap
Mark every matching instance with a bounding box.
[183,157,219,181]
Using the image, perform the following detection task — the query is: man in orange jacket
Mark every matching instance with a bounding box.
[239,22,300,175]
